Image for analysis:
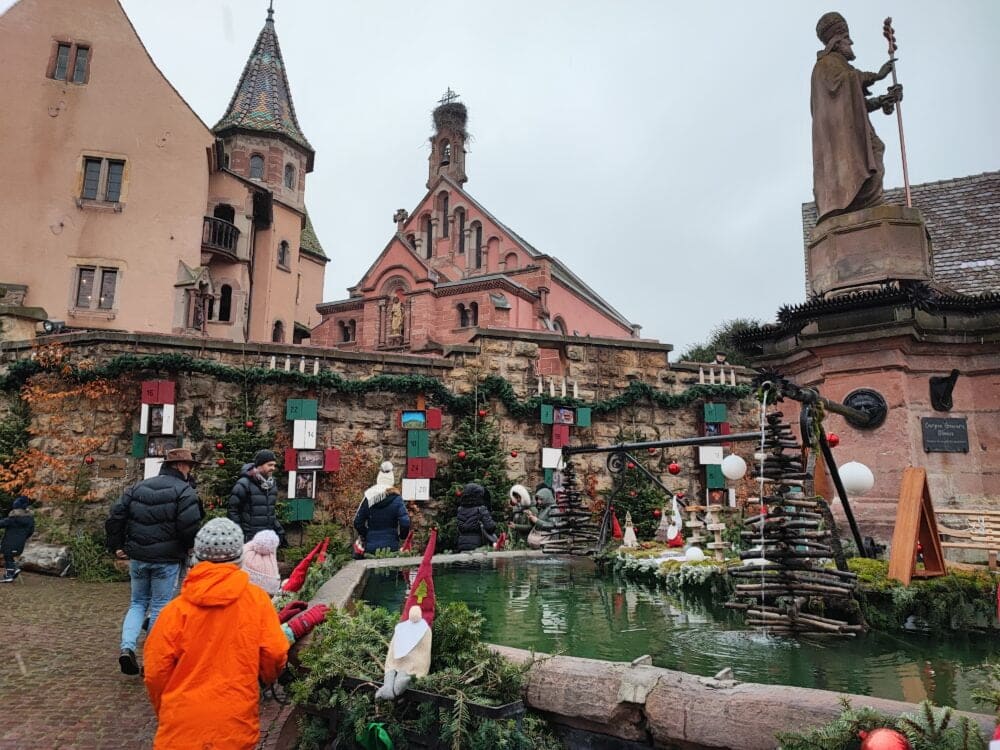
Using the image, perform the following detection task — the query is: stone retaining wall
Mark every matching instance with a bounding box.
[310,554,996,750]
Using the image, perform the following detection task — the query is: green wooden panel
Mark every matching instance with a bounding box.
[706,464,726,489]
[286,399,318,421]
[131,433,147,458]
[407,430,430,458]
[544,468,554,486]
[286,499,315,522]
[703,403,727,423]
[576,407,592,427]
[540,404,554,425]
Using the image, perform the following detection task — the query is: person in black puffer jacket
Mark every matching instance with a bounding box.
[1,495,35,582]
[105,448,203,675]
[455,483,497,552]
[227,450,285,543]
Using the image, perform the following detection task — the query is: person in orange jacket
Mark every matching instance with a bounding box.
[143,517,289,750]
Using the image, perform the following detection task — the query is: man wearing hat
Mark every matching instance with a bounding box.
[144,518,289,749]
[106,448,203,675]
[227,449,285,543]
[811,11,902,222]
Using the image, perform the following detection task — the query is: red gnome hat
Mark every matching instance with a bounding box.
[401,528,437,627]
[282,539,325,593]
[399,529,414,553]
[611,508,624,540]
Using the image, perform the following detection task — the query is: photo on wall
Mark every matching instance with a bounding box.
[146,435,179,458]
[400,410,426,429]
[295,471,316,499]
[296,449,324,471]
[149,406,165,433]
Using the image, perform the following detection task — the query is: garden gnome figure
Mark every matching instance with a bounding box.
[376,605,432,700]
[811,11,902,222]
[622,511,638,548]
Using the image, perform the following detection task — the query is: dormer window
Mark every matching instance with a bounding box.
[249,154,265,180]
[277,240,290,269]
[284,163,296,189]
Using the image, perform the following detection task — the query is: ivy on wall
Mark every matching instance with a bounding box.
[0,352,752,419]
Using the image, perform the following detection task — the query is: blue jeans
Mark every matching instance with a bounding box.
[120,560,179,651]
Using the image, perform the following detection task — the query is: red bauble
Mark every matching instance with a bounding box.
[647,447,657,455]
[455,488,462,497]
[675,491,685,499]
[84,456,95,465]
[629,490,637,497]
[457,450,467,459]
[858,728,912,750]
[478,409,487,418]
[627,461,636,470]
[510,450,518,458]
[215,442,224,451]
[653,509,661,518]
[668,462,681,475]
[826,432,840,447]
[217,458,226,467]
[244,420,254,429]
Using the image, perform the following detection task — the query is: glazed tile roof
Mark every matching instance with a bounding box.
[213,10,313,156]
[802,171,1000,296]
[299,209,327,261]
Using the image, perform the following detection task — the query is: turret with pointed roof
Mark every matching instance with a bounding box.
[214,6,314,171]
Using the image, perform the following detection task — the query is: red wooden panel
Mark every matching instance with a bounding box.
[551,424,571,449]
[720,422,731,448]
[284,449,297,472]
[425,408,442,430]
[323,448,341,472]
[406,457,437,479]
[157,381,176,404]
[141,381,159,404]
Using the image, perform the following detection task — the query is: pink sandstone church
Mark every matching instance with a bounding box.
[309,93,641,355]
[0,0,328,344]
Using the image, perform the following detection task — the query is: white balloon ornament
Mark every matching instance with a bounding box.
[839,461,875,495]
[684,546,706,562]
[721,454,748,480]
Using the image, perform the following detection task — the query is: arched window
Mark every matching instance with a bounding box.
[456,208,466,254]
[349,319,356,341]
[441,140,451,165]
[406,233,416,250]
[504,252,519,270]
[439,193,449,238]
[249,154,265,179]
[277,240,290,268]
[213,204,235,223]
[284,163,296,189]
[469,301,479,327]
[472,223,483,268]
[218,284,232,322]
[271,320,284,343]
[423,214,433,259]
[457,303,468,328]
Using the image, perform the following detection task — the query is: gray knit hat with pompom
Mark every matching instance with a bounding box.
[194,518,245,564]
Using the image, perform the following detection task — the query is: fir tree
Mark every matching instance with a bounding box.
[198,422,278,515]
[432,413,511,550]
[601,427,669,539]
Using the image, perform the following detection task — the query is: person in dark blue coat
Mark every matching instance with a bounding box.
[1,495,35,582]
[353,485,410,555]
[456,483,497,552]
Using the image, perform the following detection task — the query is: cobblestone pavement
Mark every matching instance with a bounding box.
[0,574,292,750]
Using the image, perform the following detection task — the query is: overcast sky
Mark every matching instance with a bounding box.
[8,1,998,356]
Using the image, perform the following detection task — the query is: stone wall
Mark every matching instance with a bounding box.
[0,330,757,535]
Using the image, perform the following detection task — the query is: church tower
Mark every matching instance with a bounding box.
[427,89,468,189]
[213,4,314,210]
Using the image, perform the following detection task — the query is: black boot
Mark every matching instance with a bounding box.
[119,648,140,675]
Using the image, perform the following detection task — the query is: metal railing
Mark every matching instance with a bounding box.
[201,216,240,258]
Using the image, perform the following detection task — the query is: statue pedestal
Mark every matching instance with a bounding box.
[807,205,931,298]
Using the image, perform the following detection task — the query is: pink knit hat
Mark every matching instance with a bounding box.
[241,530,281,594]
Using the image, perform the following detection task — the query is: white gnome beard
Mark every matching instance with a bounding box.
[377,624,432,700]
[391,619,430,660]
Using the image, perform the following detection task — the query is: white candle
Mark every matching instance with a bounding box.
[699,366,704,384]
[549,379,555,397]
[573,380,579,399]
[313,359,320,375]
[269,355,276,370]
[537,376,543,395]
[560,377,566,398]
[299,356,306,373]
[284,355,291,371]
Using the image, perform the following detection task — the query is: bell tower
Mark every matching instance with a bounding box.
[427,88,468,189]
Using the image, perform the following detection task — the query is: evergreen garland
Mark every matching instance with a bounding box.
[0,352,751,419]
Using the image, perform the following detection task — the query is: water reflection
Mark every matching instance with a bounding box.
[361,557,997,711]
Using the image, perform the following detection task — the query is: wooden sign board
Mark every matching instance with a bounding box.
[887,467,946,585]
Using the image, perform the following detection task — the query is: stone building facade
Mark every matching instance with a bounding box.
[0,0,327,345]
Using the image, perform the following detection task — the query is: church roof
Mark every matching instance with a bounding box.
[802,171,1000,296]
[299,209,327,261]
[213,8,313,163]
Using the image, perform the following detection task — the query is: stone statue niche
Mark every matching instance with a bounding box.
[807,12,931,299]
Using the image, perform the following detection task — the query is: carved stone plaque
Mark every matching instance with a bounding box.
[921,417,969,453]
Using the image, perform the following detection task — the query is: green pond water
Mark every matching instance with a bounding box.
[361,556,1000,712]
